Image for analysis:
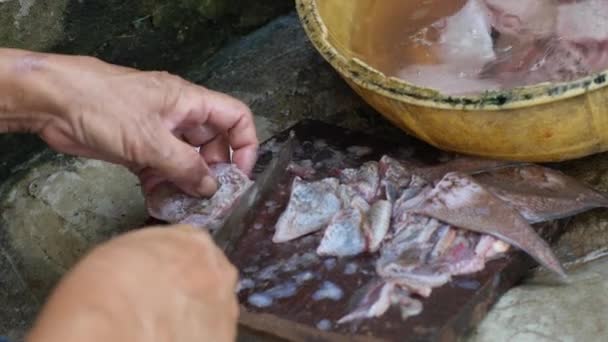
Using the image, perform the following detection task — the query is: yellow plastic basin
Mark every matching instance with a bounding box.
[295,0,608,162]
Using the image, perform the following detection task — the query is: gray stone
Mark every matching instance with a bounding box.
[188,13,408,142]
[0,152,146,337]
[0,0,68,51]
[0,0,292,75]
[468,257,608,342]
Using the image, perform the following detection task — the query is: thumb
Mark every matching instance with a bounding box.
[147,129,218,197]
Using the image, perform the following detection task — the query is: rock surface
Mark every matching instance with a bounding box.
[469,257,608,342]
[0,0,292,74]
[0,153,146,339]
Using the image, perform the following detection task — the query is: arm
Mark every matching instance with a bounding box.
[0,49,56,133]
[0,48,259,197]
[26,225,239,342]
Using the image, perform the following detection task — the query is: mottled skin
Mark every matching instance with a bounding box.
[146,163,253,230]
[272,177,342,243]
[412,172,567,279]
[475,165,608,223]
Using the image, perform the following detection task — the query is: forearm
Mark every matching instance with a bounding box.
[0,48,67,133]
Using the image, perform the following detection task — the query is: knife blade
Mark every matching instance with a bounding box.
[213,132,297,254]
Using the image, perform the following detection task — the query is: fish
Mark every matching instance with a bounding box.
[146,163,253,231]
[474,165,608,223]
[316,199,391,257]
[272,177,342,243]
[148,151,604,324]
[366,200,392,252]
[337,281,396,324]
[317,207,368,257]
[411,172,567,278]
[339,161,380,203]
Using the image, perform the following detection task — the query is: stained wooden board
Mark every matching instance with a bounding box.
[151,120,566,342]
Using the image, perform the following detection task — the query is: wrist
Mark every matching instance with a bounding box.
[0,48,68,133]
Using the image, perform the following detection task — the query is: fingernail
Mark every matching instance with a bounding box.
[198,175,218,197]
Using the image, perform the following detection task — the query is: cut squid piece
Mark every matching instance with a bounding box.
[430,225,458,259]
[483,0,557,39]
[475,235,510,261]
[366,200,392,253]
[412,172,567,279]
[316,207,368,257]
[339,161,380,202]
[437,234,486,275]
[417,156,525,183]
[390,287,423,320]
[474,165,608,224]
[146,163,253,230]
[378,262,452,290]
[337,282,395,324]
[273,177,342,243]
[378,155,415,203]
[336,184,372,214]
[434,0,496,68]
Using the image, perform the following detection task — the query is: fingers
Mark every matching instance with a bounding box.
[146,127,219,197]
[199,89,258,175]
[169,85,259,176]
[200,133,231,165]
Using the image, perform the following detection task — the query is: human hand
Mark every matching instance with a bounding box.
[27,225,239,342]
[5,50,258,197]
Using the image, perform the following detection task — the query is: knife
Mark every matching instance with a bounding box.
[213,132,297,254]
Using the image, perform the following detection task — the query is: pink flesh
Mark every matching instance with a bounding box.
[434,0,495,68]
[273,177,342,243]
[483,0,557,38]
[145,163,253,230]
[339,161,380,202]
[337,282,395,324]
[557,0,608,43]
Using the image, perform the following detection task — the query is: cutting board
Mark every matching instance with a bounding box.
[153,120,566,342]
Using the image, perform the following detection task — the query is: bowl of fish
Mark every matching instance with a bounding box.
[296,0,608,162]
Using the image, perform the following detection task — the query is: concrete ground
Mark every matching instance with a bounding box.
[2,12,608,341]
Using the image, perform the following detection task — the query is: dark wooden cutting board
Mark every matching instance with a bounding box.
[153,120,566,342]
[228,120,566,342]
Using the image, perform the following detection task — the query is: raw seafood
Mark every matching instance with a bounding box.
[272,177,342,243]
[394,0,608,93]
[412,172,566,278]
[483,0,556,39]
[396,0,498,95]
[146,163,253,231]
[272,153,608,324]
[475,165,608,223]
[316,207,368,257]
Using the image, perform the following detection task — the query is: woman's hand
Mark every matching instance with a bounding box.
[0,48,258,197]
[27,225,240,342]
